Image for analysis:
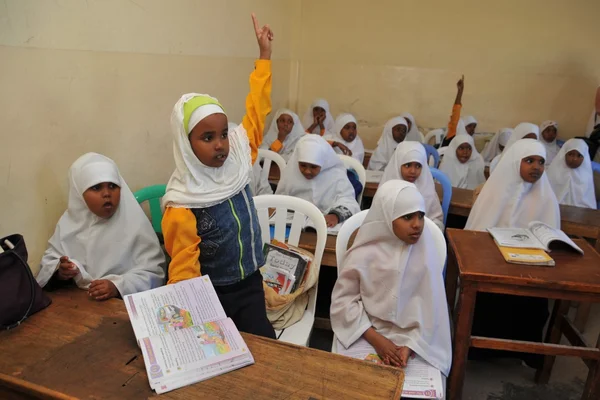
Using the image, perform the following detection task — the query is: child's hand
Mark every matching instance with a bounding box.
[317,114,326,129]
[333,142,352,156]
[398,346,414,368]
[88,279,119,301]
[324,214,339,228]
[457,74,465,92]
[57,256,79,280]
[371,335,404,367]
[252,13,274,60]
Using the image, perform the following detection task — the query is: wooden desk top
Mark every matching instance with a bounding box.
[298,231,339,267]
[0,289,404,400]
[447,229,600,294]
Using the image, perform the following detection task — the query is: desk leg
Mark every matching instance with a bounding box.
[448,283,477,400]
[535,300,570,384]
[583,334,600,400]
[445,254,459,315]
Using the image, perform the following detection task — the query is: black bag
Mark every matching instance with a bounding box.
[0,234,52,329]
[576,118,600,160]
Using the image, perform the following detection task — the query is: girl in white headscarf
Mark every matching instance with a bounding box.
[539,120,560,165]
[401,112,425,143]
[276,135,360,228]
[302,98,335,136]
[324,113,365,163]
[481,128,513,163]
[367,116,409,171]
[261,108,305,161]
[463,115,478,135]
[36,153,165,300]
[489,122,539,175]
[439,134,486,189]
[380,142,445,230]
[331,180,451,378]
[547,139,596,209]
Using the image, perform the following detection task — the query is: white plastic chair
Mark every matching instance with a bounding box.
[331,216,446,354]
[338,154,367,204]
[257,149,286,185]
[424,128,445,146]
[253,194,327,346]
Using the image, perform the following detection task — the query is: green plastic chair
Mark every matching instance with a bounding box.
[134,184,167,234]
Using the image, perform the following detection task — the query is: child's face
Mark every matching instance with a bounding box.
[392,124,407,143]
[83,182,121,219]
[455,143,472,163]
[188,113,230,168]
[312,106,326,120]
[277,113,294,136]
[523,132,537,140]
[565,150,584,169]
[298,162,321,180]
[541,126,557,143]
[466,123,477,135]
[340,122,357,142]
[392,211,425,245]
[519,155,545,183]
[400,162,422,183]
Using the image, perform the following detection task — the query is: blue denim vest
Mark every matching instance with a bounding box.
[191,185,265,286]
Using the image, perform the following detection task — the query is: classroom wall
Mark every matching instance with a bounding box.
[0,0,301,274]
[296,0,600,148]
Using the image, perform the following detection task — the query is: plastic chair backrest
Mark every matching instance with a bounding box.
[257,149,286,185]
[426,217,448,277]
[134,184,167,233]
[335,210,369,275]
[430,168,452,227]
[253,194,327,346]
[338,155,367,204]
[424,128,445,146]
[422,143,440,168]
[592,161,600,209]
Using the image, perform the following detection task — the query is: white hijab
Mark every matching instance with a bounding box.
[302,98,335,134]
[401,112,425,143]
[381,142,445,229]
[540,120,560,165]
[275,135,360,215]
[367,116,408,171]
[439,134,486,189]
[36,153,165,295]
[162,93,252,208]
[261,108,305,161]
[466,139,560,231]
[547,139,596,209]
[481,128,512,162]
[463,115,477,131]
[489,122,540,175]
[330,180,452,376]
[324,113,365,163]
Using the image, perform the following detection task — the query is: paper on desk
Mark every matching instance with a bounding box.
[366,170,383,183]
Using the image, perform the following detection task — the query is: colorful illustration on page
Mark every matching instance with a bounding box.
[191,322,231,358]
[157,305,194,333]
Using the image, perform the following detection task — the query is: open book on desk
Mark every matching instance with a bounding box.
[488,221,584,254]
[270,211,343,235]
[123,276,254,394]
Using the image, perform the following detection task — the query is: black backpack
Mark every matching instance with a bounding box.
[576,122,600,160]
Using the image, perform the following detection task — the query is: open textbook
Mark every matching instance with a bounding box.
[124,276,254,394]
[488,221,583,254]
[270,210,343,235]
[337,338,444,399]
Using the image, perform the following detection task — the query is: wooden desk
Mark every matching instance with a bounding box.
[298,231,339,267]
[0,289,404,400]
[445,229,600,400]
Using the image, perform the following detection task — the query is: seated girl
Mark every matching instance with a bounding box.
[36,153,166,300]
[367,116,408,171]
[275,135,360,228]
[324,113,365,164]
[466,139,559,367]
[548,138,597,209]
[331,180,451,380]
[439,134,486,189]
[489,122,539,175]
[401,112,425,142]
[540,120,560,165]
[463,115,478,135]
[302,98,334,136]
[481,128,512,163]
[380,142,444,230]
[261,108,305,161]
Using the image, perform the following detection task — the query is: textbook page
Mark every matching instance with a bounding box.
[337,338,443,399]
[487,227,545,250]
[528,221,584,254]
[124,276,227,341]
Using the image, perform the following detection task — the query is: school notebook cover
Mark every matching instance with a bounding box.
[496,246,555,266]
[123,276,254,394]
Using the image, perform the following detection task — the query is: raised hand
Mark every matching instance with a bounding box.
[457,74,465,92]
[57,256,79,280]
[252,13,274,60]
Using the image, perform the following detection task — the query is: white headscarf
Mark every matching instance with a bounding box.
[466,139,560,231]
[275,135,360,215]
[401,112,425,143]
[324,113,365,163]
[463,115,478,130]
[439,134,486,189]
[367,117,409,171]
[547,139,596,209]
[261,109,305,161]
[36,153,165,295]
[330,180,452,376]
[162,93,252,208]
[539,120,560,165]
[489,122,540,175]
[302,98,335,134]
[380,142,445,229]
[481,128,513,162]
